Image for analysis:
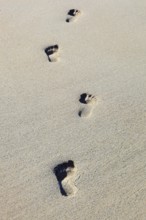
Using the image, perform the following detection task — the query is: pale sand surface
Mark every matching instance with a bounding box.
[0,0,146,219]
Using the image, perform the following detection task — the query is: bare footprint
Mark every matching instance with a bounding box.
[45,45,59,62]
[78,93,97,118]
[54,160,78,197]
[66,9,81,23]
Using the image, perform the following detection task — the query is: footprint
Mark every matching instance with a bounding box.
[78,93,97,118]
[66,9,81,23]
[45,45,59,62]
[54,160,78,197]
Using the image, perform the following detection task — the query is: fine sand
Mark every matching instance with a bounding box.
[0,0,146,219]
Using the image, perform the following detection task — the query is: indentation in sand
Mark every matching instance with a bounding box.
[79,93,98,118]
[54,160,78,197]
[66,9,81,23]
[45,45,59,62]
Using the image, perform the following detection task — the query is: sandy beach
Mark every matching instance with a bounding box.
[0,0,146,219]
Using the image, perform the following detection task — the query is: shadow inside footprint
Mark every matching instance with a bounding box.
[54,160,74,196]
[78,110,82,117]
[66,9,81,22]
[79,93,97,118]
[44,45,59,62]
[68,9,79,16]
[79,93,92,104]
